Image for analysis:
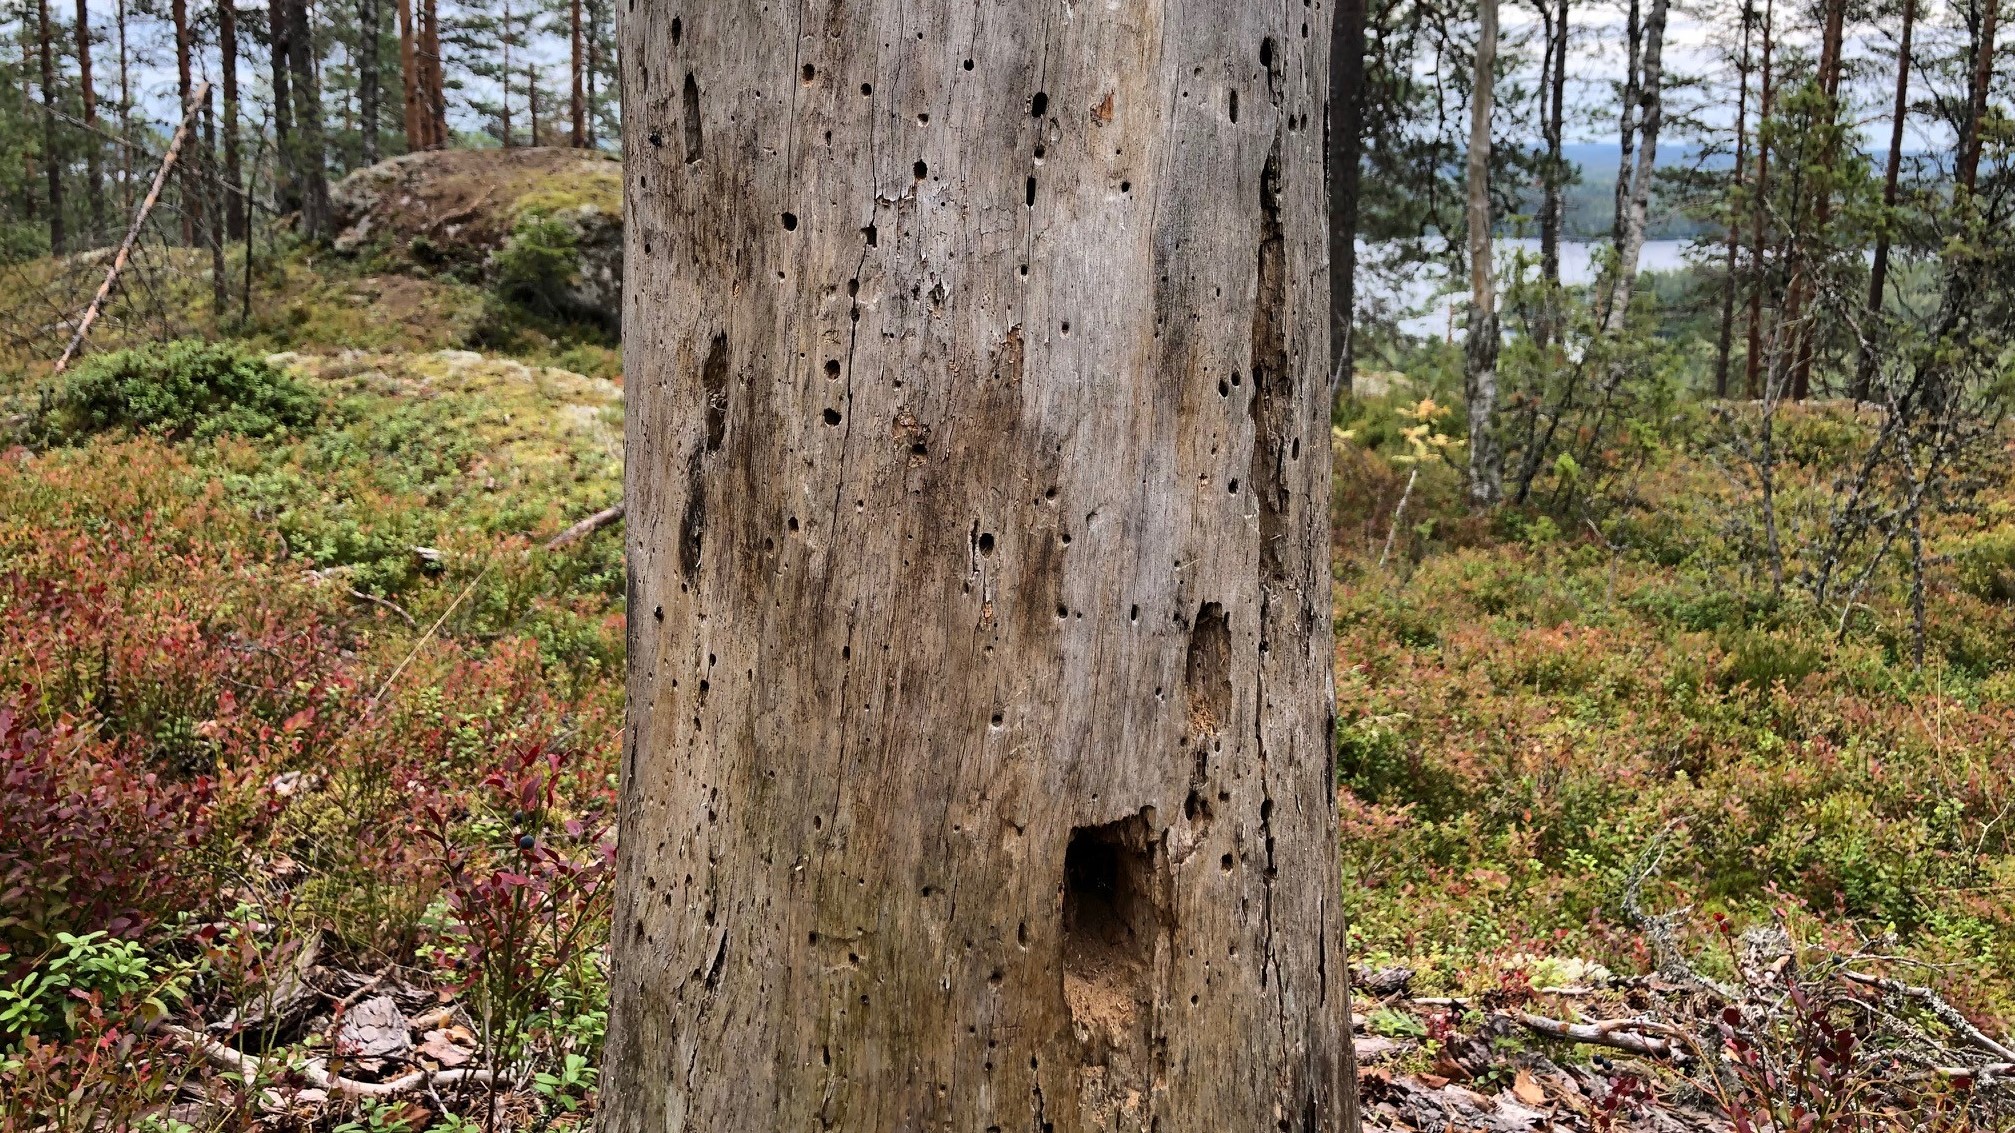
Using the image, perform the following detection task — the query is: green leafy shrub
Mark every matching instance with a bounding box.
[0,931,188,1044]
[60,341,319,441]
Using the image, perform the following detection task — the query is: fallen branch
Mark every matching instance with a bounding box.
[1933,1061,2014,1085]
[1843,970,2015,1062]
[331,971,388,1009]
[167,1025,493,1099]
[1377,467,1418,570]
[368,561,491,708]
[54,82,210,374]
[1511,1011,1677,1058]
[543,503,625,550]
[408,1003,465,1032]
[346,588,416,626]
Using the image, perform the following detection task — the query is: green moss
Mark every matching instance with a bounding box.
[508,165,622,225]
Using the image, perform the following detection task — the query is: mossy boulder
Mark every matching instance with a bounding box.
[330,147,622,328]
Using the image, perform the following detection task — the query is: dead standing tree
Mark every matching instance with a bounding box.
[604,2,1359,1131]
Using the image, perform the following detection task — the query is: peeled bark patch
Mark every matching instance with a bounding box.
[607,2,1357,1130]
[1062,812,1168,1129]
[1185,602,1233,734]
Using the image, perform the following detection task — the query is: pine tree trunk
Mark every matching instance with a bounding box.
[268,0,297,212]
[1785,0,1848,400]
[500,2,513,146]
[1957,0,2000,192]
[395,0,418,148]
[1465,0,1501,504]
[283,0,330,236]
[1328,0,1365,401]
[205,88,227,315]
[35,0,64,255]
[117,0,132,212]
[1535,0,1568,350]
[220,0,244,239]
[568,0,584,146]
[74,0,106,243]
[1713,0,1753,398]
[604,4,1359,1132]
[173,0,195,244]
[419,0,444,147]
[19,25,36,228]
[359,0,379,161]
[1856,0,1915,400]
[583,0,599,146]
[1743,0,1773,400]
[1604,0,1667,333]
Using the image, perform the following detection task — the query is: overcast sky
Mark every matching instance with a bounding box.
[82,0,1962,159]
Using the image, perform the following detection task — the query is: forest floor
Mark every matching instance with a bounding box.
[3,226,2014,1130]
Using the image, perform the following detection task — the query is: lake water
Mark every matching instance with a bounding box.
[1365,238,1700,340]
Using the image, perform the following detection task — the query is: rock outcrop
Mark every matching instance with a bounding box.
[329,147,621,328]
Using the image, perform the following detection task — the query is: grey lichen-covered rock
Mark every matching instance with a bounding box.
[328,146,623,327]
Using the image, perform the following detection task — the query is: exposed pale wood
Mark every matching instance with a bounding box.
[1511,1012,1676,1058]
[544,503,625,550]
[55,82,209,375]
[167,1025,494,1099]
[607,3,1357,1130]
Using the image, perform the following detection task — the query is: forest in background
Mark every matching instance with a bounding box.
[0,0,2013,1126]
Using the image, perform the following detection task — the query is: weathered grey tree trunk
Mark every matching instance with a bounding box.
[1464,0,1501,504]
[606,4,1357,1132]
